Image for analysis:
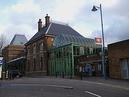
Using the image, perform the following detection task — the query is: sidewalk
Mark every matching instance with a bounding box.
[31,76,129,89]
[74,76,129,90]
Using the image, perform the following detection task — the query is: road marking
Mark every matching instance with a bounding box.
[85,91,102,97]
[45,85,73,89]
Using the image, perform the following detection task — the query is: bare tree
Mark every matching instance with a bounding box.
[0,34,6,51]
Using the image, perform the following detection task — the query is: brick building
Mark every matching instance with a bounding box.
[25,14,101,77]
[108,39,129,79]
[2,34,27,77]
[25,15,54,76]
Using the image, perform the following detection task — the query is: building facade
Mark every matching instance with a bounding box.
[25,14,101,77]
[25,35,53,76]
[108,39,129,79]
[2,34,27,78]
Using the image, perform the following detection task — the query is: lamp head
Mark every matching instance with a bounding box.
[92,6,98,11]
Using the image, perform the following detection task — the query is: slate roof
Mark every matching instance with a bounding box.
[26,22,96,47]
[10,34,28,45]
[27,25,49,45]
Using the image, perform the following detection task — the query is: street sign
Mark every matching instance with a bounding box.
[0,60,3,65]
[95,37,102,44]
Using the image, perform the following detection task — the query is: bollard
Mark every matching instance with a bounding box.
[56,72,57,78]
[80,71,83,80]
[62,72,64,78]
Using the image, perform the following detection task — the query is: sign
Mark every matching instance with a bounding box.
[0,60,3,65]
[95,37,102,44]
[0,57,3,65]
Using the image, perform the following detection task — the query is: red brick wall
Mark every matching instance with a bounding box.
[2,45,25,62]
[26,35,54,76]
[108,40,129,79]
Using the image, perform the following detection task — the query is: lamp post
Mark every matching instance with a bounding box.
[92,4,106,79]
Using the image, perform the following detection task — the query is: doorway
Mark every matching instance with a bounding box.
[121,59,129,79]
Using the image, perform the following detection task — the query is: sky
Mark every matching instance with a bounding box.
[0,0,129,46]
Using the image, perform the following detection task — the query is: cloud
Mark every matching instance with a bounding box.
[102,0,129,45]
[52,0,87,22]
[0,0,129,46]
[0,0,88,45]
[79,0,129,45]
[0,0,41,44]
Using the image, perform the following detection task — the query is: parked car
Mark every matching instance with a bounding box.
[9,70,22,79]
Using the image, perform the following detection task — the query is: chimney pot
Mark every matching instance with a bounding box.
[38,19,42,31]
[45,14,50,27]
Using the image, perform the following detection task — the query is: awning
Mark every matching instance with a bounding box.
[7,56,25,64]
[80,60,102,64]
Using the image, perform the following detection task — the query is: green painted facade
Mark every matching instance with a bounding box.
[48,43,74,77]
[48,43,101,77]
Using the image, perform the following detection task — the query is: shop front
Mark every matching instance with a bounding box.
[76,55,104,77]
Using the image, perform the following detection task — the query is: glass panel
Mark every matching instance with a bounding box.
[80,47,84,55]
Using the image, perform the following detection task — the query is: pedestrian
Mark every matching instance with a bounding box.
[92,66,95,76]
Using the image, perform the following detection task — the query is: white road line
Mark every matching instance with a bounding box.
[85,91,102,97]
[45,85,73,89]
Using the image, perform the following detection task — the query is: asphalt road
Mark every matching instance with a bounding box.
[0,77,129,97]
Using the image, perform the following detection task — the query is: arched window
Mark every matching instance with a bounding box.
[33,45,36,54]
[33,58,36,71]
[40,57,43,70]
[27,60,30,71]
[40,42,43,51]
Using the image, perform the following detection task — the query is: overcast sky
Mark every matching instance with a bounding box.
[0,0,129,46]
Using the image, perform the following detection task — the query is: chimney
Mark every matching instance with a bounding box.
[38,19,42,31]
[45,14,50,27]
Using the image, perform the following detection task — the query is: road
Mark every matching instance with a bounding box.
[0,77,129,97]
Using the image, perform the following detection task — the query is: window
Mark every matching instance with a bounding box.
[84,47,89,55]
[33,45,36,54]
[51,38,54,42]
[40,57,43,70]
[40,42,43,51]
[89,48,93,54]
[80,47,84,55]
[27,47,30,55]
[27,60,30,71]
[98,64,101,71]
[73,46,80,55]
[33,58,36,71]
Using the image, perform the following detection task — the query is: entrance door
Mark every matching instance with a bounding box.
[121,59,129,79]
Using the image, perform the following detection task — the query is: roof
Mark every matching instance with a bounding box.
[26,22,96,47]
[108,39,129,47]
[7,56,25,64]
[10,34,28,45]
[53,34,95,47]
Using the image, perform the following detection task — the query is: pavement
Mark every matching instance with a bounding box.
[0,77,129,97]
[75,76,129,90]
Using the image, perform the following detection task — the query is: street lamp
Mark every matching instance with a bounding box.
[92,4,106,79]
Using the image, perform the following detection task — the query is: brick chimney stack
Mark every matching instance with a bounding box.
[45,14,50,27]
[38,19,42,32]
